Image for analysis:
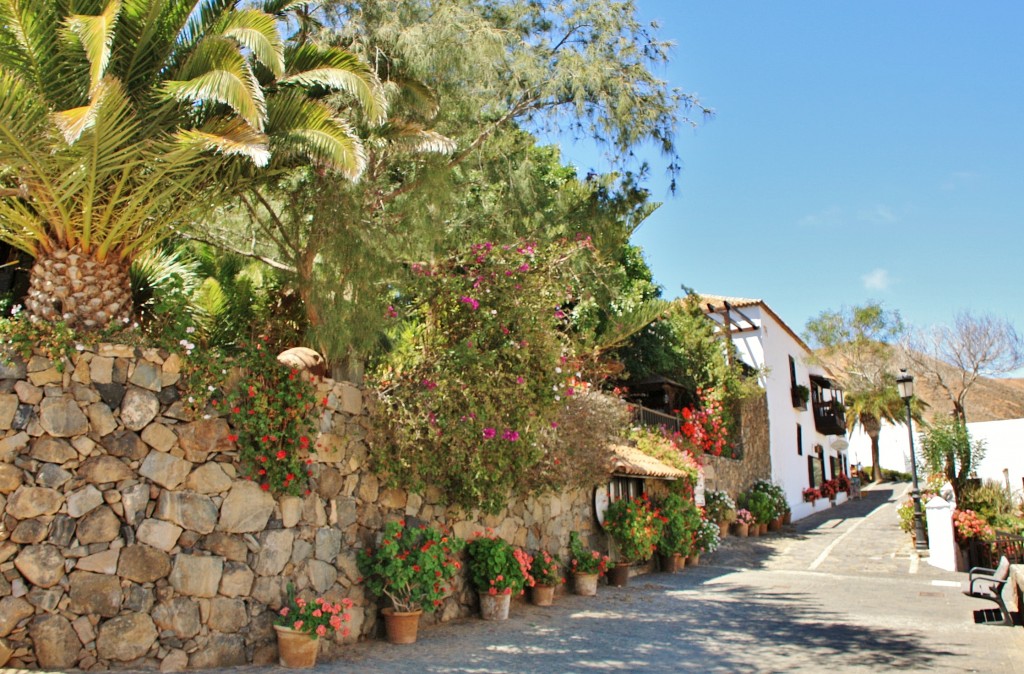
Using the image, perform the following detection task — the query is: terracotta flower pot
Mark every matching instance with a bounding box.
[573,572,598,596]
[274,625,319,669]
[479,591,511,620]
[607,563,631,587]
[768,516,783,532]
[687,554,701,567]
[659,553,685,573]
[783,510,792,525]
[531,584,555,607]
[759,523,769,535]
[733,522,749,537]
[718,521,730,538]
[749,523,760,537]
[381,608,422,645]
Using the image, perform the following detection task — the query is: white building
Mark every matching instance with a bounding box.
[701,295,851,521]
[848,417,1024,500]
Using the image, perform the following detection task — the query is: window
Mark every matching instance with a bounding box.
[789,355,797,388]
[609,476,644,503]
[829,456,837,481]
[796,423,803,455]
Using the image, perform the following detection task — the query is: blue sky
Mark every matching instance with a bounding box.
[563,2,1024,359]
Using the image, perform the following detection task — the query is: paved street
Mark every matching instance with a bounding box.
[315,483,1024,673]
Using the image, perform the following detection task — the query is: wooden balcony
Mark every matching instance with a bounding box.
[812,399,846,436]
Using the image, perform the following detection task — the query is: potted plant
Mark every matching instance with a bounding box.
[603,494,664,586]
[743,490,775,535]
[569,531,610,596]
[802,487,822,505]
[704,489,737,538]
[732,508,755,537]
[466,533,531,620]
[792,383,810,409]
[273,584,353,668]
[691,517,721,565]
[750,480,787,530]
[357,519,464,644]
[656,493,700,572]
[528,550,563,606]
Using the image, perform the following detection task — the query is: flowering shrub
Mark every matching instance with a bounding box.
[819,479,839,500]
[749,480,787,518]
[221,336,321,496]
[569,531,610,576]
[372,239,599,513]
[742,490,775,524]
[952,509,995,543]
[466,533,531,596]
[630,426,701,497]
[656,493,701,556]
[357,519,464,613]
[835,473,852,493]
[275,583,353,638]
[704,490,737,523]
[694,517,721,555]
[802,487,822,503]
[897,499,915,533]
[734,508,756,526]
[529,550,563,587]
[678,388,737,458]
[604,494,665,563]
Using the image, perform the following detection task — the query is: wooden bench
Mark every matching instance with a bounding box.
[963,556,1014,626]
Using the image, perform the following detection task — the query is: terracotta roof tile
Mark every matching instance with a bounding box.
[609,444,685,479]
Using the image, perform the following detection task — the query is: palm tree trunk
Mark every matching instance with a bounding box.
[869,431,882,482]
[24,248,132,330]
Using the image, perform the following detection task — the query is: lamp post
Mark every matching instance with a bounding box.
[896,369,928,551]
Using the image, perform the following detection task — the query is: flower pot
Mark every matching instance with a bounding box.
[718,521,730,538]
[733,522,749,538]
[274,625,319,669]
[659,553,685,573]
[607,563,630,587]
[759,523,768,535]
[686,554,701,567]
[573,572,598,596]
[783,510,792,525]
[381,608,422,645]
[748,523,760,537]
[479,591,511,620]
[768,516,782,532]
[531,584,555,607]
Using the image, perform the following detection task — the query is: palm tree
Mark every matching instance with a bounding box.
[0,0,384,330]
[844,382,923,482]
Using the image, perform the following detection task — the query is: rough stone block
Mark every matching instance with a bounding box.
[69,570,122,617]
[217,481,275,533]
[30,614,80,669]
[117,544,171,583]
[136,518,182,552]
[96,613,157,662]
[169,554,223,597]
[155,490,218,534]
[139,450,192,490]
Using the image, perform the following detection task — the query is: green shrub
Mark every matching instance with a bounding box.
[657,493,700,557]
[466,535,530,596]
[604,495,664,563]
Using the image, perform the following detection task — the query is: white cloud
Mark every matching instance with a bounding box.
[798,206,842,228]
[859,205,897,224]
[862,268,891,291]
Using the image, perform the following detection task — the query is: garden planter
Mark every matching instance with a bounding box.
[479,592,511,620]
[381,608,422,644]
[783,510,792,525]
[607,563,631,587]
[659,553,685,573]
[718,521,730,538]
[733,522,749,538]
[749,523,760,537]
[531,584,555,607]
[768,516,782,532]
[573,573,598,596]
[274,626,319,669]
[759,523,768,535]
[686,554,701,567]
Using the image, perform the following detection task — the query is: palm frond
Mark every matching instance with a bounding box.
[65,0,122,94]
[174,117,271,166]
[218,9,285,77]
[283,43,386,124]
[372,121,456,155]
[267,92,365,177]
[164,35,266,130]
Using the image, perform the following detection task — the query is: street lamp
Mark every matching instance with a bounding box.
[897,369,928,551]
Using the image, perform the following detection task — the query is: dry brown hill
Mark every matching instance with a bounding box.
[900,350,1024,422]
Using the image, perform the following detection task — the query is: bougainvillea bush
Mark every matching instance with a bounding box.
[357,520,464,613]
[372,239,601,512]
[678,388,738,458]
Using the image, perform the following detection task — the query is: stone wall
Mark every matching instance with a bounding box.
[702,394,771,498]
[0,345,603,670]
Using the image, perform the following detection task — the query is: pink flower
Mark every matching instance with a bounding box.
[482,427,496,439]
[460,296,480,310]
[293,620,304,631]
[316,625,327,637]
[502,429,519,441]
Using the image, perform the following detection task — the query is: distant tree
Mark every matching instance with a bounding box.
[919,415,986,502]
[804,302,912,482]
[904,311,1024,424]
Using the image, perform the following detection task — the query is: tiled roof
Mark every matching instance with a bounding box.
[697,294,763,310]
[609,444,686,479]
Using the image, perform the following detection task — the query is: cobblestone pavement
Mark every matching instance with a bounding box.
[258,485,1024,673]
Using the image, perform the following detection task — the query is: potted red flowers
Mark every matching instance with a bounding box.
[568,531,610,595]
[528,550,563,606]
[466,532,531,620]
[357,519,464,644]
[603,494,664,586]
[273,584,353,668]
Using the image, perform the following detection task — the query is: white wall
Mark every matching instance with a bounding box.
[847,417,1024,499]
[723,305,848,521]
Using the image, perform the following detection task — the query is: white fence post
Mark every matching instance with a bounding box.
[925,496,956,572]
